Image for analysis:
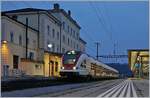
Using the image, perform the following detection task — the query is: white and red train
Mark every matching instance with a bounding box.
[60,50,119,78]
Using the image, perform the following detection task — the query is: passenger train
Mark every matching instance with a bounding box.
[60,50,119,79]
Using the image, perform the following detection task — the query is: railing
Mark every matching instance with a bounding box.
[9,69,26,77]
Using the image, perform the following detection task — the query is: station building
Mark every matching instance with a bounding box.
[1,3,86,78]
[128,49,149,78]
[1,15,44,77]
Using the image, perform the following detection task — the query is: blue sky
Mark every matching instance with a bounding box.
[1,1,149,63]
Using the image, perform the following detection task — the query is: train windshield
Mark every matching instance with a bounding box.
[63,51,80,64]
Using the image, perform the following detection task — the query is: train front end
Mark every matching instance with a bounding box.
[60,50,81,77]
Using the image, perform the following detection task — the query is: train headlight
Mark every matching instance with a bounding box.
[73,59,76,62]
[73,67,76,70]
[61,67,64,69]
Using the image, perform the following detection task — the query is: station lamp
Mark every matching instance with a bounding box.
[2,40,7,44]
[48,44,53,49]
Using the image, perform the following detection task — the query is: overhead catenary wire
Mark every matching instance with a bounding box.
[5,1,100,59]
[89,2,113,41]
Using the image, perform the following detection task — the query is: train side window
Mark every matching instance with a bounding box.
[84,60,86,64]
[81,63,86,68]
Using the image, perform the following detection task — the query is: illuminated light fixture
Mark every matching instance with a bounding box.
[61,66,64,69]
[73,59,76,62]
[48,44,52,48]
[71,50,75,54]
[2,40,7,44]
[67,52,71,54]
[73,66,76,70]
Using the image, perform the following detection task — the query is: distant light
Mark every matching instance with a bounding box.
[73,67,76,70]
[48,44,52,48]
[73,59,76,62]
[67,52,71,54]
[71,50,75,54]
[2,40,7,44]
[61,67,64,70]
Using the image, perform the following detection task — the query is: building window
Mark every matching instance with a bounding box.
[35,65,41,69]
[33,40,36,47]
[71,28,72,36]
[29,52,34,60]
[47,40,50,51]
[74,42,75,48]
[12,15,18,20]
[63,35,65,43]
[10,32,14,42]
[67,25,69,33]
[19,35,22,45]
[62,21,65,30]
[71,40,72,47]
[76,33,78,40]
[57,45,59,52]
[27,38,29,44]
[52,29,55,38]
[73,31,75,38]
[62,48,65,53]
[55,62,58,72]
[68,38,70,45]
[47,25,50,36]
[52,43,55,52]
[57,32,59,40]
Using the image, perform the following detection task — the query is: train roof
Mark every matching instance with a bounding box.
[66,50,119,73]
[88,55,119,73]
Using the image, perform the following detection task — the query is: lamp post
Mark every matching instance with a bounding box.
[48,44,52,77]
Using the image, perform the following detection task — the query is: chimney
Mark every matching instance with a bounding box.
[68,10,71,16]
[54,3,59,10]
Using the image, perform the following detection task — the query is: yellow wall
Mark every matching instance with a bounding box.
[1,16,44,77]
[128,50,149,76]
[21,61,44,76]
[44,53,62,77]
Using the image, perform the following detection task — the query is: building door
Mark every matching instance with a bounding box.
[51,61,54,76]
[3,65,9,77]
[13,55,19,69]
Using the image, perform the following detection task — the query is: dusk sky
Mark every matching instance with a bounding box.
[2,1,149,63]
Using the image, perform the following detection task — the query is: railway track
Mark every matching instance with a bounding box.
[1,77,118,92]
[38,79,123,97]
[2,79,122,97]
